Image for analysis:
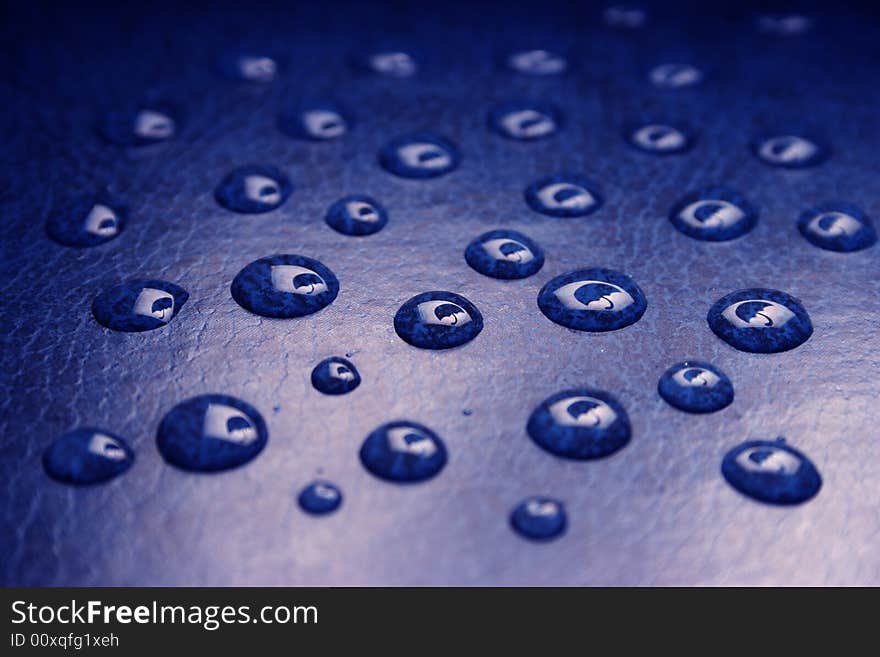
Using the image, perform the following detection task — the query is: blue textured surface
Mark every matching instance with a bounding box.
[2,1,880,585]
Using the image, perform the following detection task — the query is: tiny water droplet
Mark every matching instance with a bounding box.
[231,254,339,318]
[751,134,828,168]
[92,279,188,332]
[214,164,293,214]
[707,288,812,353]
[721,439,821,505]
[360,50,418,77]
[465,229,544,279]
[604,5,647,28]
[100,104,178,146]
[757,14,813,35]
[649,63,703,88]
[156,394,268,472]
[537,268,646,332]
[669,186,758,241]
[527,388,631,460]
[510,496,567,541]
[524,174,603,217]
[46,195,126,248]
[506,49,568,75]
[462,408,473,416]
[797,202,876,252]
[658,361,734,413]
[279,102,349,141]
[379,133,460,179]
[43,428,134,485]
[311,357,361,395]
[219,52,278,82]
[625,121,693,154]
[359,421,447,483]
[298,481,343,515]
[394,291,484,349]
[325,194,387,236]
[488,103,562,140]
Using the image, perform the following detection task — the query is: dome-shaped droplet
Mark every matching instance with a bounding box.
[218,52,278,82]
[359,421,447,483]
[751,134,828,168]
[279,102,349,141]
[214,164,293,214]
[43,428,135,485]
[524,174,603,217]
[721,439,821,505]
[325,194,387,236]
[394,291,484,349]
[311,357,361,395]
[797,202,876,252]
[506,49,568,75]
[604,5,647,29]
[668,186,758,242]
[649,63,703,88]
[488,103,562,141]
[298,481,343,515]
[625,121,693,155]
[464,229,544,279]
[658,361,734,413]
[92,279,188,332]
[510,496,567,541]
[156,394,268,472]
[46,195,126,248]
[379,133,460,179]
[707,288,812,353]
[231,254,339,318]
[537,268,646,332]
[100,104,178,146]
[359,50,418,77]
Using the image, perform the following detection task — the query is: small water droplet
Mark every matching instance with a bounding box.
[298,481,343,515]
[219,52,278,82]
[527,388,631,460]
[669,186,758,242]
[604,5,647,28]
[462,408,473,416]
[649,63,703,88]
[325,194,387,236]
[658,361,734,413]
[231,254,339,318]
[707,288,812,353]
[92,279,188,332]
[46,195,126,247]
[394,291,484,349]
[625,121,693,154]
[379,133,460,179]
[488,103,562,140]
[751,134,828,168]
[359,421,447,483]
[100,104,178,146]
[311,357,361,395]
[757,14,813,36]
[43,428,134,485]
[721,439,821,505]
[506,49,568,75]
[537,268,646,332]
[510,496,567,541]
[524,174,603,217]
[157,394,268,472]
[214,165,293,214]
[465,229,544,279]
[797,202,876,252]
[279,102,349,141]
[360,50,418,77]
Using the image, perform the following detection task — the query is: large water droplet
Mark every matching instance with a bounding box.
[279,102,349,141]
[214,165,293,214]
[359,421,447,483]
[46,195,126,248]
[298,481,343,515]
[751,134,828,168]
[658,361,734,413]
[506,49,568,75]
[707,288,812,353]
[92,279,188,332]
[527,388,631,460]
[156,394,268,472]
[218,52,278,82]
[311,357,361,395]
[464,229,544,279]
[649,63,703,88]
[488,103,562,141]
[510,496,567,541]
[394,291,483,349]
[379,133,460,179]
[625,121,693,154]
[668,186,758,241]
[43,428,134,485]
[721,439,822,505]
[537,268,646,332]
[325,194,387,236]
[231,254,339,318]
[100,104,178,146]
[797,202,876,252]
[524,174,603,217]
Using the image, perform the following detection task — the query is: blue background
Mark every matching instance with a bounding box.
[2,1,879,585]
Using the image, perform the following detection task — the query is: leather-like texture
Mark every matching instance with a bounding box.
[2,1,879,586]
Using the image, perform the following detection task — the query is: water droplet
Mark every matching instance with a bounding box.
[537,268,646,332]
[510,496,567,541]
[527,388,631,459]
[708,288,812,353]
[721,439,821,505]
[92,279,188,332]
[157,394,268,472]
[43,428,134,485]
[751,134,828,168]
[360,51,418,77]
[394,291,484,349]
[46,195,126,247]
[298,481,343,515]
[279,102,349,141]
[757,14,813,36]
[311,357,361,395]
[506,49,568,75]
[524,174,603,217]
[625,121,693,154]
[649,63,703,89]
[219,52,278,82]
[325,194,387,236]
[359,421,447,483]
[214,165,293,214]
[488,103,562,141]
[464,229,544,279]
[231,254,339,318]
[379,133,460,179]
[797,202,876,252]
[100,104,178,146]
[462,408,473,416]
[658,361,734,413]
[604,5,647,28]
[668,186,758,241]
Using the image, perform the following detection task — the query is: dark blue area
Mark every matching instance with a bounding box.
[537,268,647,332]
[45,194,127,248]
[523,173,604,217]
[325,194,388,236]
[707,288,813,354]
[231,254,339,318]
[298,481,344,515]
[657,361,734,413]
[378,133,461,178]
[464,229,544,280]
[509,497,567,541]
[92,279,188,332]
[359,421,448,483]
[311,357,361,395]
[721,439,822,505]
[43,428,135,485]
[156,394,268,472]
[797,202,877,253]
[668,186,758,241]
[214,164,293,214]
[394,291,484,349]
